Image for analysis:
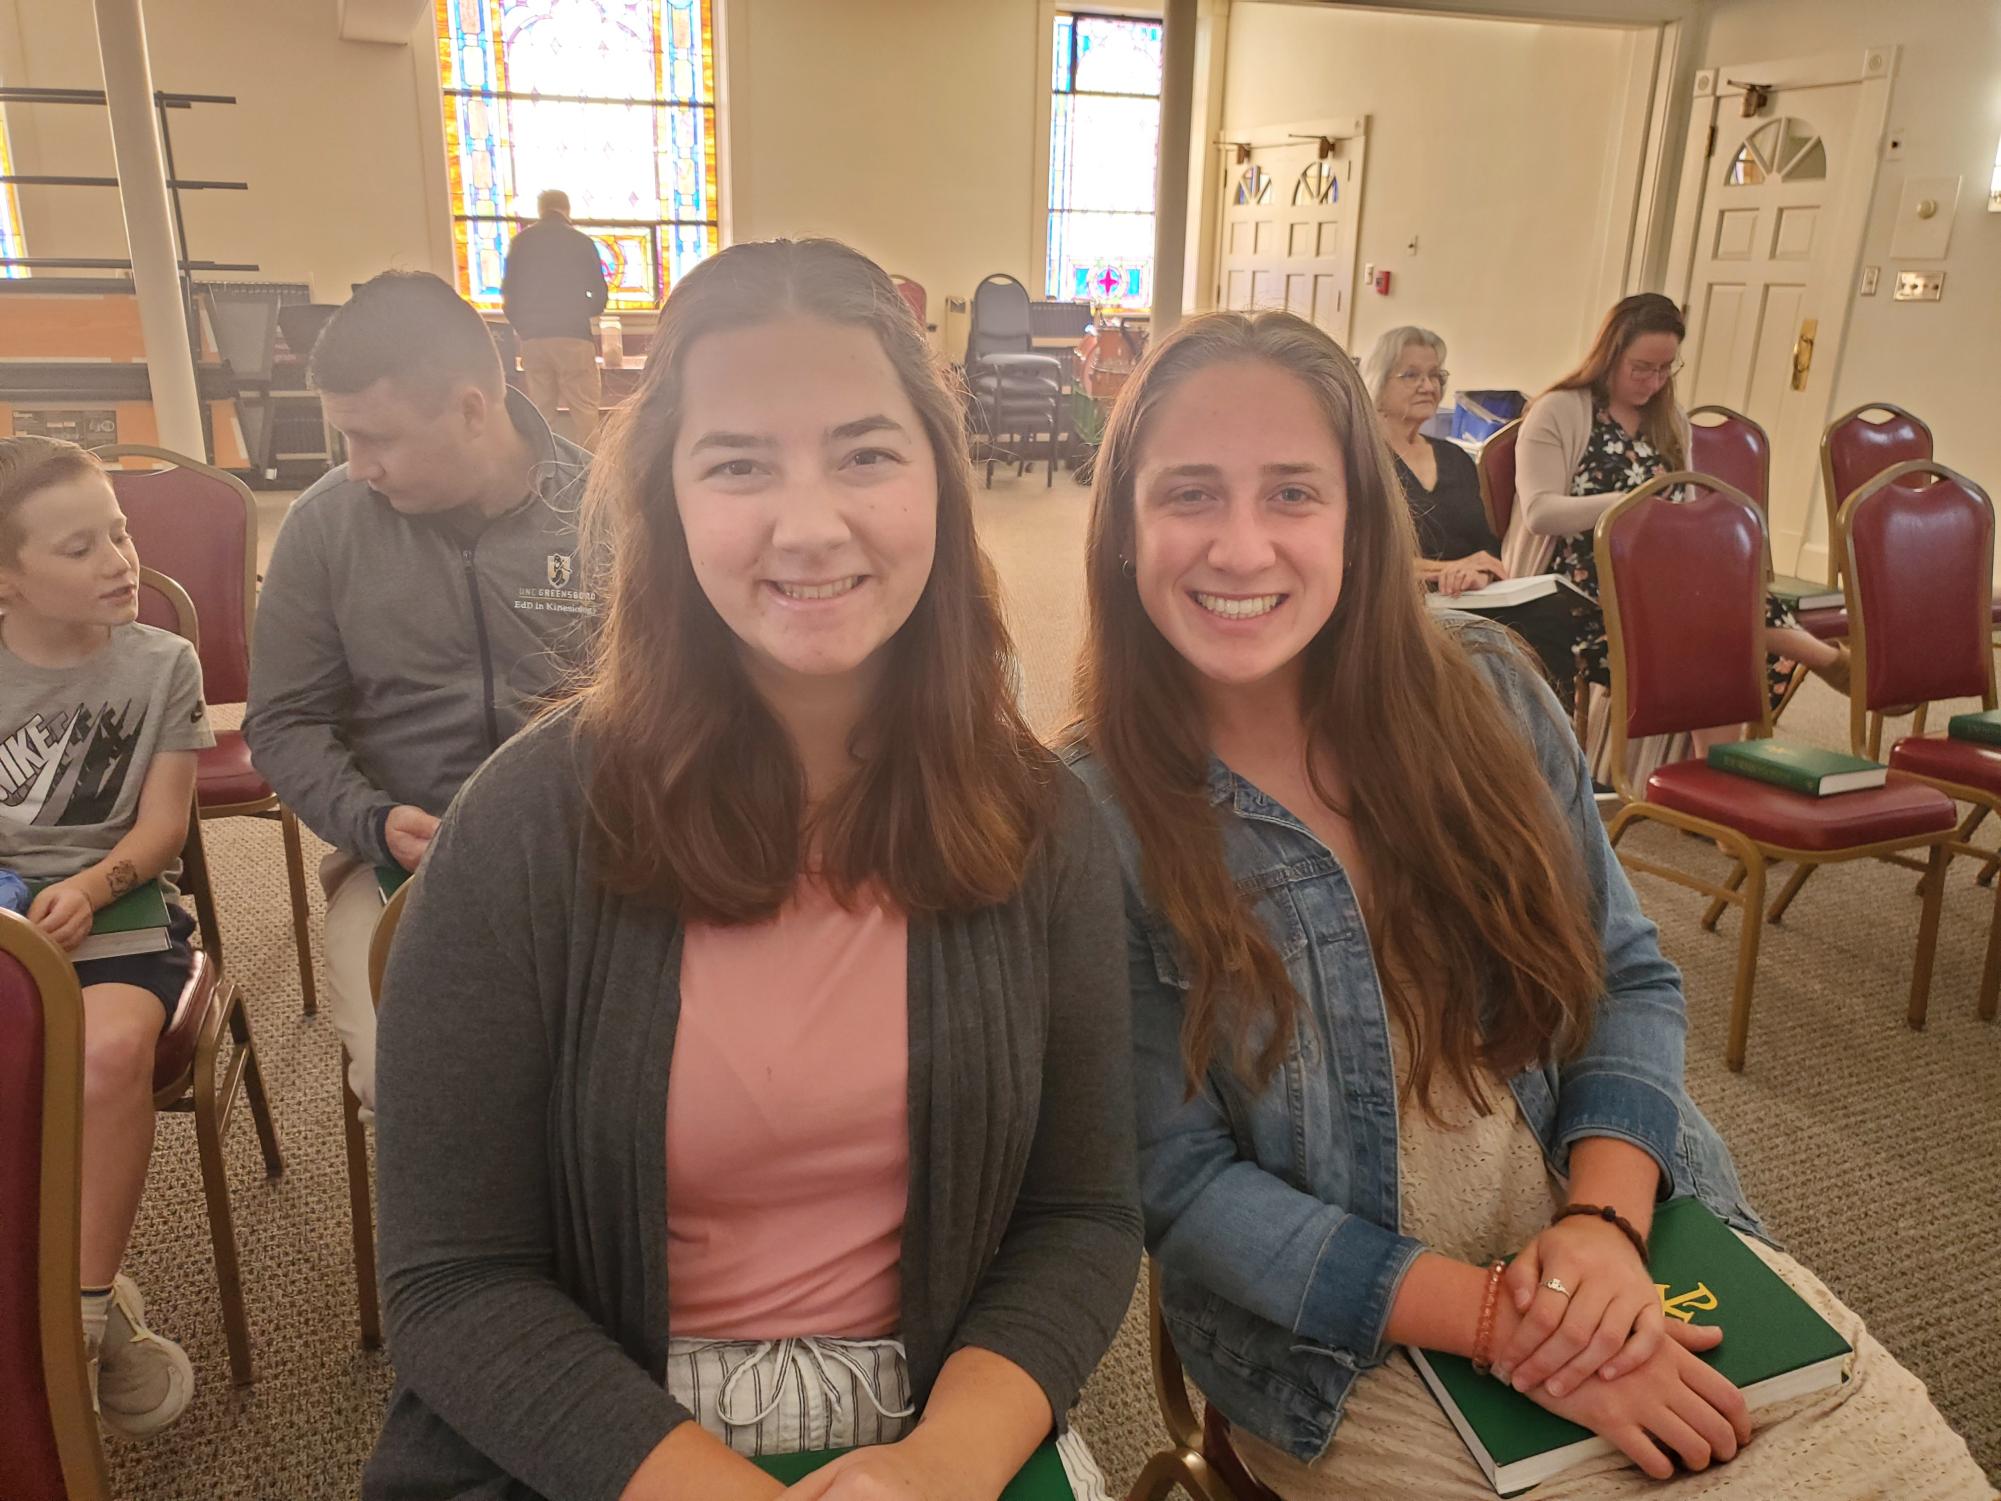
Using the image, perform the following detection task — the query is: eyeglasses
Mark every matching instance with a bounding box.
[1624,358,1683,382]
[1391,367,1449,389]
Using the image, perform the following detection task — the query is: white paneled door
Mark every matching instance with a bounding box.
[1215,119,1366,347]
[1667,52,1896,575]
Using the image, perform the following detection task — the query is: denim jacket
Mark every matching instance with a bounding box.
[1065,617,1763,1463]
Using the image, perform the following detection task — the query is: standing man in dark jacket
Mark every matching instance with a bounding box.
[245,270,596,1119]
[501,189,610,445]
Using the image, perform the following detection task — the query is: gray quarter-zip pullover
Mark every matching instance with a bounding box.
[245,388,597,864]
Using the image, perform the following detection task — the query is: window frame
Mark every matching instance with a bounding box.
[1032,1,1163,311]
[434,0,723,313]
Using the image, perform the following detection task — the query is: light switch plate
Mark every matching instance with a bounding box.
[1860,265,1880,295]
[1889,175,1961,259]
[1893,270,1944,302]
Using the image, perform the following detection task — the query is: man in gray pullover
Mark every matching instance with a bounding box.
[245,271,597,1116]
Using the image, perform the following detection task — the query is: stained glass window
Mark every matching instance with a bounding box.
[0,108,26,279]
[1046,12,1162,310]
[436,0,719,312]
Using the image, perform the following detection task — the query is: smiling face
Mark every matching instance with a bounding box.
[0,470,141,629]
[1608,329,1682,411]
[1130,357,1349,698]
[671,315,940,697]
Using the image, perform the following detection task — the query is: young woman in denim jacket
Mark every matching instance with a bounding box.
[1066,310,1991,1499]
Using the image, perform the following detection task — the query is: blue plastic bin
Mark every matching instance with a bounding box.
[1450,390,1526,443]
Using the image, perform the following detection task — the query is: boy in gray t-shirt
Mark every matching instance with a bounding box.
[0,435,215,1440]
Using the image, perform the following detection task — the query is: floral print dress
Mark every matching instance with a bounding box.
[1551,406,1796,707]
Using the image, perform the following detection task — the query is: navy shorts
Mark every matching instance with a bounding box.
[73,904,197,1018]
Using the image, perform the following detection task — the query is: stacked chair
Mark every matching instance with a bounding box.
[964,273,1065,487]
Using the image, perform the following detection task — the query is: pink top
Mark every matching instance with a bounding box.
[667,878,910,1340]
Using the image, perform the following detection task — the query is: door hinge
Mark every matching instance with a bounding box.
[1706,124,1717,158]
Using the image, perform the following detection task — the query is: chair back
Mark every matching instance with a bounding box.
[1841,460,1997,750]
[136,566,199,650]
[96,446,256,705]
[0,913,113,1501]
[1476,418,1522,540]
[889,275,927,329]
[967,273,1034,364]
[1820,403,1931,580]
[1596,472,1771,796]
[1140,1262,1281,1501]
[1688,405,1771,514]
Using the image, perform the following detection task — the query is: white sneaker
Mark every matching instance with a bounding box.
[91,1274,194,1438]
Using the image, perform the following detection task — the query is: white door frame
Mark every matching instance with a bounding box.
[1662,45,1897,576]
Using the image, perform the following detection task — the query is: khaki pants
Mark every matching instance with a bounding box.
[320,852,388,1122]
[520,335,602,446]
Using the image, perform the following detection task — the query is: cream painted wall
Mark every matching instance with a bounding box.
[1219,4,1649,395]
[0,0,445,299]
[1698,0,2001,556]
[722,0,1043,317]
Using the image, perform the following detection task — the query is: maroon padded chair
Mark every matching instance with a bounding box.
[1819,404,1931,582]
[1688,405,1771,514]
[1475,417,1522,543]
[1595,472,1956,1071]
[1127,1264,1281,1501]
[98,445,318,1016]
[890,273,929,332]
[1841,460,2001,1022]
[0,915,112,1501]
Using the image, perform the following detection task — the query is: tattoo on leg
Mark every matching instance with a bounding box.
[104,860,140,899]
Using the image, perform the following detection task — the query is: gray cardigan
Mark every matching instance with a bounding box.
[363,710,1142,1501]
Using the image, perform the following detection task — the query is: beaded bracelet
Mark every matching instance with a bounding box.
[1470,1260,1507,1375]
[1553,1203,1650,1263]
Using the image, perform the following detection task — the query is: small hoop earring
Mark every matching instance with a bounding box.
[1120,556,1137,579]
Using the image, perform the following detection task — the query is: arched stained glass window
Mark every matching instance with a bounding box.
[1046,11,1163,310]
[436,0,719,311]
[0,108,27,279]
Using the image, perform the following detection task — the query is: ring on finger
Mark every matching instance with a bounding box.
[1542,1277,1572,1298]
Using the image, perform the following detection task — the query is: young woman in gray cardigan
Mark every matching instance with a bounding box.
[363,240,1140,1501]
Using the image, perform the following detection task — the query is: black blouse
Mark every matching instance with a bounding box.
[1393,435,1499,562]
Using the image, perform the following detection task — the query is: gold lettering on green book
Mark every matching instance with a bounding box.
[1656,1281,1719,1322]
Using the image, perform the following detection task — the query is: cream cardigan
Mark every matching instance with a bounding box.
[1500,386,1693,579]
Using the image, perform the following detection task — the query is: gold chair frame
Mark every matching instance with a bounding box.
[1594,475,1953,1071]
[345,878,412,1350]
[140,567,287,1385]
[0,910,114,1500]
[1126,1262,1280,1501]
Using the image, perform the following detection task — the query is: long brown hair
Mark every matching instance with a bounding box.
[1078,311,1603,1110]
[1549,292,1687,468]
[574,238,1052,921]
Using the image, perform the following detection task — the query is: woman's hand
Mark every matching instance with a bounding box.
[781,1428,974,1501]
[1494,1214,1663,1397]
[28,879,96,951]
[1436,558,1497,596]
[1528,1319,1750,1479]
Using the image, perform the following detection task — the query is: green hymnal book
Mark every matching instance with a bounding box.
[1947,710,2001,746]
[376,864,410,902]
[1767,573,1843,612]
[753,1441,1073,1498]
[1409,1198,1851,1497]
[1706,739,1886,796]
[28,878,171,962]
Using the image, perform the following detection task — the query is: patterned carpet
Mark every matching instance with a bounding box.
[99,472,1997,1498]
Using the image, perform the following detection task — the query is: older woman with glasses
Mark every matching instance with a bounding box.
[1367,326,1575,686]
[1502,294,1848,713]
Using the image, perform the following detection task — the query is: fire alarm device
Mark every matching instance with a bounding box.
[1373,268,1392,295]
